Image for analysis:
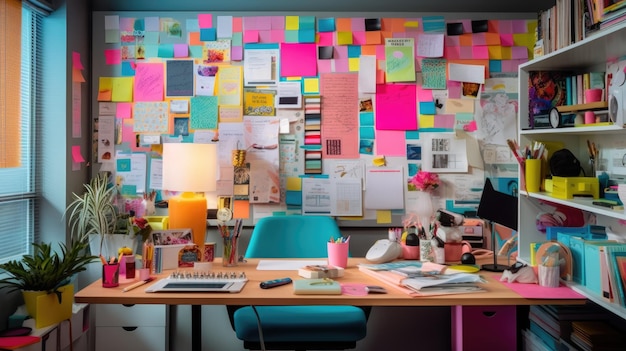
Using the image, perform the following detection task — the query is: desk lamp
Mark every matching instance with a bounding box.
[477,178,518,272]
[162,143,217,249]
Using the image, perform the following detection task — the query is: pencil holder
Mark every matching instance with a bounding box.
[222,236,239,267]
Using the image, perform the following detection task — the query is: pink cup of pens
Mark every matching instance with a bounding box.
[102,263,120,288]
[327,237,349,268]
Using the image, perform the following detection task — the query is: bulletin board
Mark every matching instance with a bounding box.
[90,11,535,226]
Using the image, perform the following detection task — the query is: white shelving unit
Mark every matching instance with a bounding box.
[517,22,626,320]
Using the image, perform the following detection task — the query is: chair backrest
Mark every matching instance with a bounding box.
[245,216,342,258]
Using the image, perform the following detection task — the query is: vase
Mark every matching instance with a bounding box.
[22,284,73,328]
[414,191,435,229]
[88,234,139,260]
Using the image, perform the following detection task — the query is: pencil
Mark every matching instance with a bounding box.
[122,277,154,293]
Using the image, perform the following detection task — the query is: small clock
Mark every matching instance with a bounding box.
[549,107,562,128]
[217,207,233,222]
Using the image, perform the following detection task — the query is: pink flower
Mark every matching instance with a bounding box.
[408,171,441,192]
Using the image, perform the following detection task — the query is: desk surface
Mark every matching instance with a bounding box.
[75,258,586,306]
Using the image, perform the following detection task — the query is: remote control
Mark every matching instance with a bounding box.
[260,277,292,289]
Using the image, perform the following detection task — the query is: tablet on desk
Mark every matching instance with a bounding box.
[145,277,248,293]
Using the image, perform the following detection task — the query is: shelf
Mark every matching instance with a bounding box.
[520,22,626,71]
[520,191,626,220]
[520,124,625,135]
[566,282,626,320]
[556,102,608,113]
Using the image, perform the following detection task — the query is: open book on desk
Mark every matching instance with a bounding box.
[358,263,486,297]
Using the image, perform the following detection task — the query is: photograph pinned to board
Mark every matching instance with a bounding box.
[420,132,468,173]
[151,229,193,246]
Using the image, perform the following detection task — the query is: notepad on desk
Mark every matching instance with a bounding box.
[293,278,341,295]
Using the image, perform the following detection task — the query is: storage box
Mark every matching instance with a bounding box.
[584,241,622,295]
[547,224,606,241]
[154,244,187,270]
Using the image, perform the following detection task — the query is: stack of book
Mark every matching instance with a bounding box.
[303,95,322,174]
[358,261,485,297]
[570,320,626,349]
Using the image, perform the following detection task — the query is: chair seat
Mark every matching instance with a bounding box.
[233,305,367,342]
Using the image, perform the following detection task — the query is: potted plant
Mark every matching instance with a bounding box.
[0,240,97,328]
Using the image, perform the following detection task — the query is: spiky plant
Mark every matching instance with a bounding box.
[65,173,118,253]
[0,241,98,302]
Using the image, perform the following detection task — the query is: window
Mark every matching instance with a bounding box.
[0,0,42,264]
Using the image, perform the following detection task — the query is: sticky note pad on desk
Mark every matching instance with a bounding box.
[293,278,341,295]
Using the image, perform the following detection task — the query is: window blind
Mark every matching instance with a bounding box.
[0,0,41,264]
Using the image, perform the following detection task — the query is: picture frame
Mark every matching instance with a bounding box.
[151,229,193,246]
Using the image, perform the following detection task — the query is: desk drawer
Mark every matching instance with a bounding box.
[95,304,166,327]
[452,305,516,351]
[95,326,166,351]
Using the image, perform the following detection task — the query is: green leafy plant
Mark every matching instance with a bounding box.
[0,241,97,301]
[65,173,119,251]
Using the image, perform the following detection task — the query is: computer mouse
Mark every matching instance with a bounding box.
[460,252,476,265]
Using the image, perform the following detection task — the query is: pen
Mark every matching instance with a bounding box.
[122,277,154,292]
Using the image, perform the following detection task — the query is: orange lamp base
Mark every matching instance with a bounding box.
[168,192,207,249]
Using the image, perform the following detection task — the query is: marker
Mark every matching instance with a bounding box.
[122,277,154,292]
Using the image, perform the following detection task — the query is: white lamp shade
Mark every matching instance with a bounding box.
[162,143,217,192]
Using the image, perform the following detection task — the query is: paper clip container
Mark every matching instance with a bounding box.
[524,159,542,192]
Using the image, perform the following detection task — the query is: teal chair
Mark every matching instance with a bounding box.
[227,215,369,351]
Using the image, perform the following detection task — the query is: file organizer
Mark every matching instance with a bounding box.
[303,96,322,174]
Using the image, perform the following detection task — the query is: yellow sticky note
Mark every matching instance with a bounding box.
[348,57,360,71]
[376,210,392,224]
[419,114,435,128]
[488,46,503,60]
[404,21,419,28]
[286,76,302,81]
[337,31,353,45]
[285,16,299,30]
[286,177,302,191]
[372,156,386,167]
[111,77,134,102]
[98,77,113,101]
[303,78,319,94]
[501,46,512,60]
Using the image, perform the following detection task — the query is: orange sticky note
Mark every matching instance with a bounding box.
[233,200,250,219]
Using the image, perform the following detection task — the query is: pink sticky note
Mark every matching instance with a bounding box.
[280,43,317,77]
[198,14,212,29]
[375,84,417,130]
[259,30,272,43]
[472,33,487,46]
[351,17,366,31]
[511,46,528,59]
[461,20,472,34]
[116,102,132,119]
[472,46,489,59]
[445,36,460,47]
[459,46,473,59]
[375,130,406,156]
[174,44,189,58]
[447,81,462,99]
[271,16,285,30]
[434,114,455,129]
[72,52,84,70]
[119,17,134,32]
[72,145,85,163]
[334,45,348,59]
[445,46,461,60]
[318,32,334,46]
[416,86,433,102]
[233,17,243,32]
[333,58,349,72]
[318,59,332,73]
[104,49,121,65]
[231,46,243,61]
[463,120,477,132]
[134,62,164,102]
[512,20,527,33]
[375,45,385,60]
[244,30,259,43]
[353,31,366,45]
[499,20,513,34]
[270,30,285,43]
[500,34,514,46]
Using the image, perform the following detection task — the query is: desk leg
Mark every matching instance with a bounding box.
[192,305,201,351]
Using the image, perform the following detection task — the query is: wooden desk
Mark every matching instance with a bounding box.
[75,258,585,350]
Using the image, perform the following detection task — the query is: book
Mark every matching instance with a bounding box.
[292,278,341,295]
[606,245,626,306]
[298,264,344,279]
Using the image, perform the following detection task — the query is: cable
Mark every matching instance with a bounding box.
[251,305,266,351]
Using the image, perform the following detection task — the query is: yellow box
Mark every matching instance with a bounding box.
[144,216,169,230]
[550,176,599,199]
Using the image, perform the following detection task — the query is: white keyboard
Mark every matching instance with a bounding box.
[145,271,248,293]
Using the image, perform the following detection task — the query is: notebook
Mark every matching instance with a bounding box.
[293,278,341,295]
[145,276,248,293]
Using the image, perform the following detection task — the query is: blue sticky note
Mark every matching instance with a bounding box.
[286,191,303,206]
[144,44,159,58]
[419,102,436,115]
[157,44,174,58]
[318,18,335,32]
[347,45,361,58]
[359,111,374,126]
[134,19,145,31]
[298,29,316,43]
[200,28,217,41]
[360,127,375,139]
[422,16,446,33]
[186,19,199,32]
[121,61,135,76]
[143,31,160,45]
[284,30,299,43]
[299,16,316,30]
[405,130,420,140]
[117,158,131,172]
[189,46,203,58]
[489,60,502,73]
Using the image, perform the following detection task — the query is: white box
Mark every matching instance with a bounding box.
[155,244,186,270]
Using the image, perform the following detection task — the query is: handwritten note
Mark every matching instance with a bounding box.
[320,73,359,158]
[134,63,164,102]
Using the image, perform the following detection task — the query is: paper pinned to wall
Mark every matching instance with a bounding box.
[420,132,468,173]
[364,167,404,210]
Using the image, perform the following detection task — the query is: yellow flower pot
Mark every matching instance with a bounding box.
[22,284,73,328]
